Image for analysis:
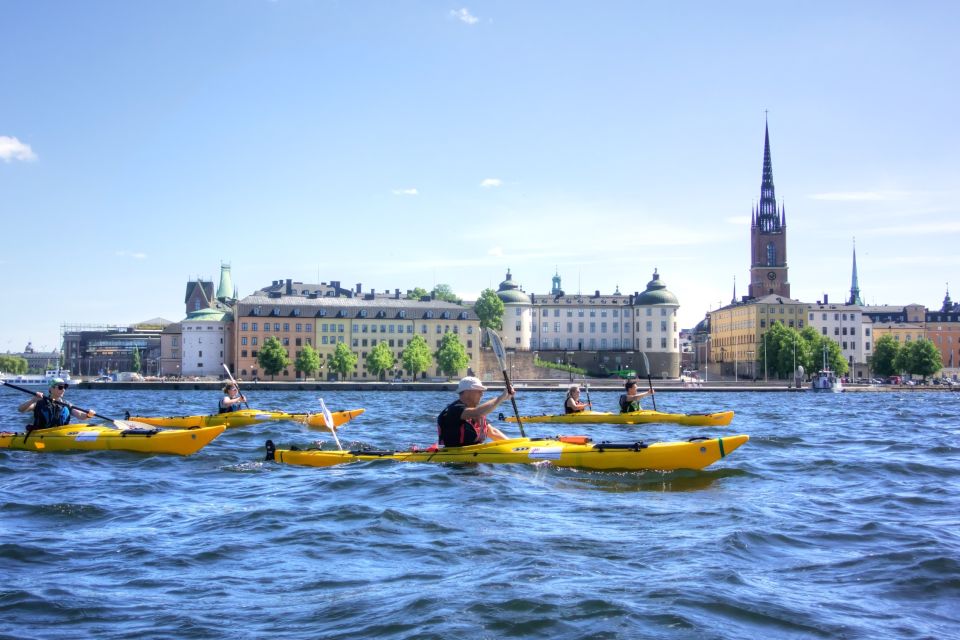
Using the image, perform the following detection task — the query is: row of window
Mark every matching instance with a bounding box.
[238,322,476,335]
[811,312,859,322]
[248,306,468,320]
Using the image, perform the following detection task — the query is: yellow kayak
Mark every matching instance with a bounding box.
[501,409,734,426]
[126,408,365,431]
[0,424,225,456]
[266,434,749,472]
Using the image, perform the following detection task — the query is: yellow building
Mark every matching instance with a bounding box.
[234,281,480,381]
[870,323,925,348]
[709,294,808,379]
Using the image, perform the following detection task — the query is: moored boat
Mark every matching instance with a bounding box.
[126,408,365,430]
[499,409,734,426]
[0,424,225,456]
[265,434,749,472]
[0,369,77,390]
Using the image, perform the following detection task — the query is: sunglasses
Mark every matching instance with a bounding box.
[55,385,68,390]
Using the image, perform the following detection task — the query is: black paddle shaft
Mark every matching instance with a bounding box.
[2,381,114,422]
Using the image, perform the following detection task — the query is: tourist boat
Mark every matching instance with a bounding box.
[0,369,76,390]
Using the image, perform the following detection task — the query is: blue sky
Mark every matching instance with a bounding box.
[2,1,958,354]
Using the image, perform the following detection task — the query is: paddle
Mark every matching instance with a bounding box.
[639,352,658,411]
[485,328,524,437]
[222,364,250,409]
[2,380,146,430]
[318,397,343,451]
[583,383,593,409]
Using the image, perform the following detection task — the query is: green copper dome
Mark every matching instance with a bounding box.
[496,269,529,304]
[635,269,678,306]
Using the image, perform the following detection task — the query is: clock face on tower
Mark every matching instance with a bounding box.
[767,271,777,281]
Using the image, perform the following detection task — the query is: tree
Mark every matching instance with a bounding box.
[758,322,806,379]
[431,284,461,303]
[871,335,900,377]
[434,333,469,377]
[897,339,942,380]
[473,288,504,332]
[401,334,432,380]
[366,342,396,381]
[406,287,429,300]
[329,342,358,381]
[295,344,322,379]
[131,346,141,373]
[0,355,28,374]
[257,336,291,380]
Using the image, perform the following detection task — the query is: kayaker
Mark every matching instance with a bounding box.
[619,379,655,413]
[17,377,95,431]
[219,382,247,413]
[564,385,590,413]
[437,376,513,447]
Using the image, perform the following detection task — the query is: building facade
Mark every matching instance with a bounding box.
[234,280,481,381]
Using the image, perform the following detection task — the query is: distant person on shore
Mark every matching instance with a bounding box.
[219,382,247,413]
[18,378,95,430]
[437,376,513,447]
[619,379,655,413]
[564,385,590,414]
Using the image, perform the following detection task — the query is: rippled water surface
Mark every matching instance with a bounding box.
[2,388,958,639]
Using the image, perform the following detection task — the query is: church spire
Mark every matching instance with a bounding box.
[731,275,737,304]
[755,117,782,233]
[943,283,954,313]
[848,239,864,305]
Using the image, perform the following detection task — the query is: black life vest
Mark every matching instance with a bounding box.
[619,394,640,413]
[218,398,241,414]
[31,397,71,430]
[437,399,487,447]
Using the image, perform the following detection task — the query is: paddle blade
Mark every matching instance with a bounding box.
[639,352,651,377]
[486,328,507,371]
[318,398,343,451]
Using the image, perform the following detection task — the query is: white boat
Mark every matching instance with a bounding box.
[811,347,843,392]
[811,369,843,392]
[0,369,77,390]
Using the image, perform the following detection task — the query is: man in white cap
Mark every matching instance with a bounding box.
[18,377,96,431]
[436,376,514,447]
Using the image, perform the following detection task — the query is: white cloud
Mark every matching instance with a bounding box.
[116,250,147,260]
[724,215,751,225]
[391,188,419,196]
[0,136,38,162]
[450,8,479,25]
[866,221,960,237]
[488,246,504,257]
[481,178,502,188]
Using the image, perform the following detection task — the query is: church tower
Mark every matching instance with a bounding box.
[748,119,790,298]
[848,239,864,305]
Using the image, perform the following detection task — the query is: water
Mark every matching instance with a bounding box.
[2,389,958,639]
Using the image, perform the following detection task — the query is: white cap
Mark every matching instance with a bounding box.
[457,376,487,393]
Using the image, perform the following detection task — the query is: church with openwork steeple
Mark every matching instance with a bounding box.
[748,119,790,299]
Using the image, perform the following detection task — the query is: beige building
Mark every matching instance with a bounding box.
[234,281,480,381]
[709,294,808,379]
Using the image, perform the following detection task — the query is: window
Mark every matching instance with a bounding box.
[296,323,302,332]
[283,323,290,331]
[251,322,258,331]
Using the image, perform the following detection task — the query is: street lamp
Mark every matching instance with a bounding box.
[763,332,768,382]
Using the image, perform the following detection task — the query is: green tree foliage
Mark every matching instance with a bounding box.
[329,342,358,381]
[131,346,141,373]
[434,333,469,377]
[871,335,900,377]
[896,339,942,380]
[431,284,461,303]
[0,355,28,374]
[473,288,504,332]
[401,334,432,380]
[295,344,322,378]
[257,336,291,380]
[406,287,429,300]
[366,342,396,380]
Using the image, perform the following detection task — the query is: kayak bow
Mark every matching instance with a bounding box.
[265,434,749,472]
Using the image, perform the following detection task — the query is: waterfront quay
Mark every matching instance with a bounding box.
[76,379,957,393]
